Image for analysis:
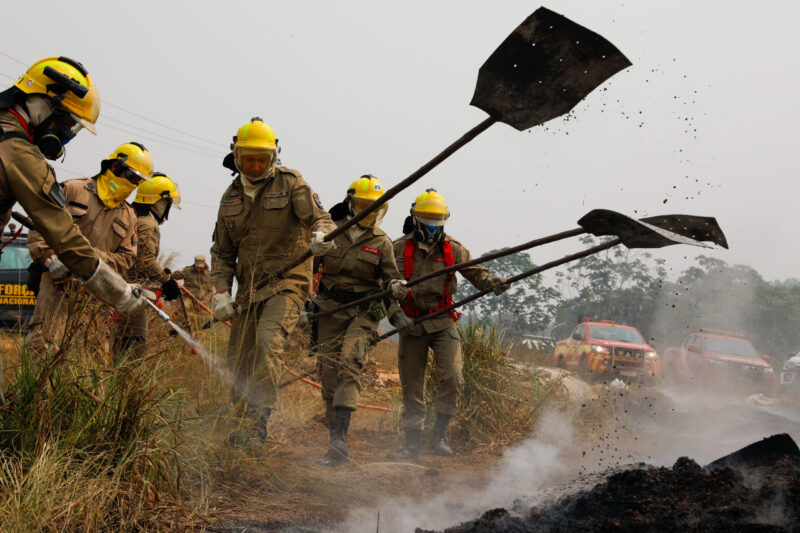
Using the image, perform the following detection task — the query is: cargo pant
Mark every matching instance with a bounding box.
[398,323,464,431]
[227,291,302,412]
[316,306,379,411]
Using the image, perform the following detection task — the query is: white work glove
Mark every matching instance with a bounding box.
[297,309,310,328]
[487,275,510,296]
[388,278,409,300]
[309,231,334,256]
[44,254,69,280]
[212,291,235,322]
[82,259,146,316]
[389,312,415,332]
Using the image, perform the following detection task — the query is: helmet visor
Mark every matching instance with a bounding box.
[120,162,152,184]
[414,215,446,227]
[171,184,182,210]
[353,198,388,228]
[235,147,275,181]
[71,112,96,135]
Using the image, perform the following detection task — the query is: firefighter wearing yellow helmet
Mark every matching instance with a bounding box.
[26,141,150,356]
[211,117,336,444]
[386,188,509,460]
[121,172,183,358]
[311,175,409,466]
[0,57,145,324]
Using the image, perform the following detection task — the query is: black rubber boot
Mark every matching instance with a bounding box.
[386,429,422,460]
[316,407,353,467]
[431,414,453,457]
[250,409,272,443]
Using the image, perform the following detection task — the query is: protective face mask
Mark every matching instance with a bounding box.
[96,170,137,209]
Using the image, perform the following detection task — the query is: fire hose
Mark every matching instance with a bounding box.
[178,284,390,412]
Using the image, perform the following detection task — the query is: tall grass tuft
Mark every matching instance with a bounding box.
[426,320,561,452]
[0,331,191,530]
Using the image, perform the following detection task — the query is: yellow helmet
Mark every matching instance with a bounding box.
[231,117,278,182]
[411,188,449,225]
[106,142,154,183]
[14,56,100,134]
[232,117,277,151]
[135,172,181,208]
[346,174,387,228]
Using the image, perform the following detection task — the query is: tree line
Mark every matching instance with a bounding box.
[456,237,800,366]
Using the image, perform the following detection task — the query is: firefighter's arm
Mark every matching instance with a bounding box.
[292,176,336,235]
[135,224,168,282]
[452,241,493,290]
[26,229,54,264]
[210,219,236,294]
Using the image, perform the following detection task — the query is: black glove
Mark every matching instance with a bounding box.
[161,277,181,301]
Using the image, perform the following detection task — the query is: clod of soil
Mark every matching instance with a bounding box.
[422,435,800,532]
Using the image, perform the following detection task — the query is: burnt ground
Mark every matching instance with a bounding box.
[422,452,800,532]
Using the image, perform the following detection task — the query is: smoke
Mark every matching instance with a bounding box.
[330,411,573,533]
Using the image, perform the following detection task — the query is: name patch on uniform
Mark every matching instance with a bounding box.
[221,198,242,206]
[361,246,381,255]
[434,257,446,262]
[264,191,288,198]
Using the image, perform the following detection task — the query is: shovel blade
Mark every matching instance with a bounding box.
[705,433,800,471]
[640,214,729,249]
[471,7,631,131]
[578,209,709,249]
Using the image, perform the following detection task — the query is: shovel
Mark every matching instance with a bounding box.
[377,210,726,340]
[259,7,631,289]
[705,433,800,471]
[309,211,728,319]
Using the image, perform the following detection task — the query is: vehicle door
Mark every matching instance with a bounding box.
[683,334,702,375]
[566,325,586,371]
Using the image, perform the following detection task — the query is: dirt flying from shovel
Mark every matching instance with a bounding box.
[421,435,800,532]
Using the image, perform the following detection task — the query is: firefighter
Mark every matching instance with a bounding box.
[313,175,411,466]
[0,56,146,316]
[172,254,214,304]
[210,117,336,443]
[386,189,509,459]
[27,142,151,355]
[127,172,183,354]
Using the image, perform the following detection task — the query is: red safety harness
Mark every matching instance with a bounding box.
[401,239,461,321]
[3,108,34,143]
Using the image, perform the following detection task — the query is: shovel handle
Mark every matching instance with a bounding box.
[378,238,621,340]
[264,117,497,285]
[309,225,586,319]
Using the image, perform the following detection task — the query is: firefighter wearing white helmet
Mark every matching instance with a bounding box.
[211,117,336,444]
[386,189,509,460]
[26,142,149,356]
[311,175,408,466]
[0,57,146,321]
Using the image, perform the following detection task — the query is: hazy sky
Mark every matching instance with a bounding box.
[2,1,799,281]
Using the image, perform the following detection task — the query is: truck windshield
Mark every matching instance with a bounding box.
[0,247,32,270]
[703,337,759,358]
[587,325,645,344]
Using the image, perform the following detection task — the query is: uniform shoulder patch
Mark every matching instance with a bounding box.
[313,192,324,210]
[228,187,240,198]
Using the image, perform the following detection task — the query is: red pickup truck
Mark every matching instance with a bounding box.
[662,329,776,393]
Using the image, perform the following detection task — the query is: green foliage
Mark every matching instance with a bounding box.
[425,320,559,450]
[455,249,561,337]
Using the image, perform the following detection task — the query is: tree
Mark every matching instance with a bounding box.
[455,249,561,337]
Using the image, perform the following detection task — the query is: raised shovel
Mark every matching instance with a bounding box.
[376,210,728,340]
[257,6,632,291]
[309,211,728,319]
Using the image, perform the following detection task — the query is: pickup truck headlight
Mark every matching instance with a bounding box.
[590,345,609,354]
[645,350,658,360]
[707,358,728,369]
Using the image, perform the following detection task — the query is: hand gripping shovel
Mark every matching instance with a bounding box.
[377,210,728,340]
[259,7,631,289]
[309,211,728,319]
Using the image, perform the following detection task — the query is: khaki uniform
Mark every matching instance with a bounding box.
[388,234,493,431]
[0,109,98,278]
[172,264,213,302]
[211,168,335,411]
[27,177,138,353]
[315,220,401,410]
[129,213,168,283]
